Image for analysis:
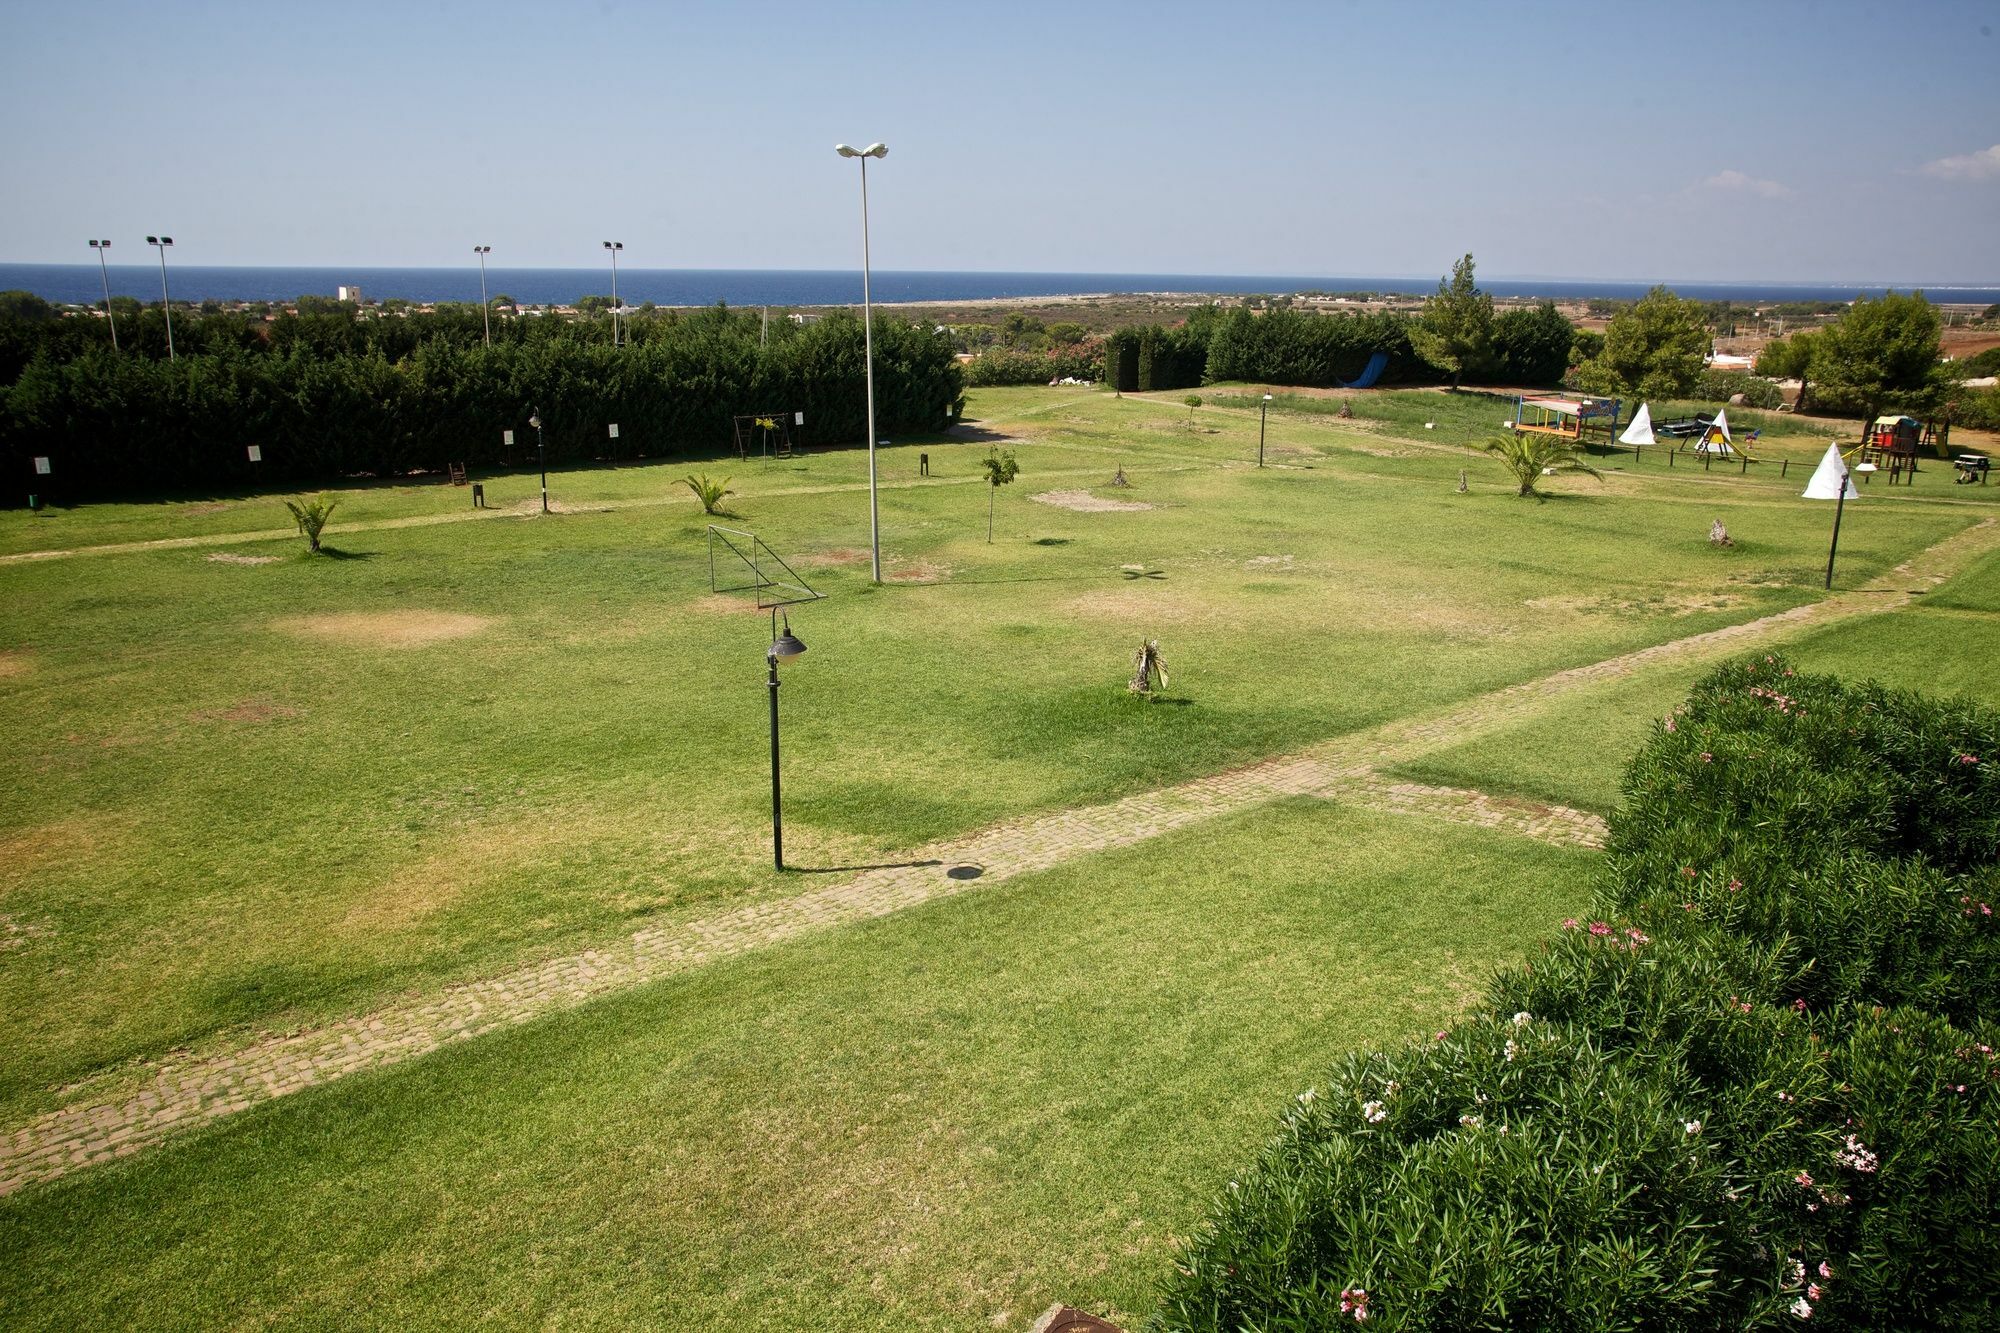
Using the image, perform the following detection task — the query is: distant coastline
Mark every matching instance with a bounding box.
[4,264,1997,309]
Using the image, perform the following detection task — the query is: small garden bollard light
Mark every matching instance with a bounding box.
[766,612,808,871]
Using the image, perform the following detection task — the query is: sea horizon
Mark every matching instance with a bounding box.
[6,263,1998,310]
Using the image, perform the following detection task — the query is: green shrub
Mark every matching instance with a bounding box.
[1157,655,2000,1331]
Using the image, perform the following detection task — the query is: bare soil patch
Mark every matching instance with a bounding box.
[0,650,30,679]
[886,558,953,583]
[1527,592,1748,618]
[275,611,496,648]
[1032,489,1156,513]
[206,552,281,567]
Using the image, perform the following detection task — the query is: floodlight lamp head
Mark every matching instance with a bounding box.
[835,144,859,157]
[863,143,887,158]
[146,235,158,244]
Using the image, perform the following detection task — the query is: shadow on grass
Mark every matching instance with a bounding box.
[310,547,375,561]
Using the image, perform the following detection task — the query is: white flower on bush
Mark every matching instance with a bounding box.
[1361,1100,1387,1124]
[1683,1120,1702,1136]
[1834,1134,1878,1173]
[1504,1039,1519,1062]
[1459,1114,1482,1129]
[1791,1297,1813,1319]
[1512,1011,1532,1027]
[1297,1087,1317,1106]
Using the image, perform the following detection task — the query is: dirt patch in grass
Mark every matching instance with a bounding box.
[1527,592,1748,618]
[797,548,871,569]
[0,650,30,679]
[1032,489,1156,513]
[0,818,122,899]
[275,611,496,648]
[206,552,281,566]
[190,699,302,725]
[887,558,953,583]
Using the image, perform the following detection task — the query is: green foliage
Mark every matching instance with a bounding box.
[1203,307,1418,388]
[1159,657,2000,1331]
[981,447,1019,541]
[1960,347,2000,378]
[1485,300,1576,385]
[0,310,964,498]
[1812,293,1947,438]
[680,473,734,515]
[1582,285,1710,398]
[1697,370,1785,409]
[963,341,1102,387]
[282,495,338,553]
[1482,431,1604,498]
[1408,254,1493,389]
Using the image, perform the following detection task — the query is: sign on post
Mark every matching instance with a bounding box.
[608,423,620,439]
[247,445,263,462]
[33,457,51,475]
[794,412,804,426]
[503,429,515,447]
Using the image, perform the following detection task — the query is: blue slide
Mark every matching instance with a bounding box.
[1337,351,1389,389]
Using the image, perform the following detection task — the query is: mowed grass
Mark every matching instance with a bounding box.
[0,386,1988,1126]
[0,801,1597,1330]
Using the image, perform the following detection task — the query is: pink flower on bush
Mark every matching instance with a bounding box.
[1339,1286,1370,1322]
[1958,754,1979,765]
[1792,1297,1813,1319]
[1561,918,1579,930]
[1795,1170,1814,1188]
[1728,878,1744,892]
[1835,1135,1878,1173]
[1793,998,1808,1013]
[1777,1090,1795,1103]
[1625,928,1651,946]
[1682,866,1697,879]
[1808,1283,1823,1301]
[1818,1261,1833,1279]
[1700,752,1713,763]
[1588,921,1612,937]
[1664,716,1676,732]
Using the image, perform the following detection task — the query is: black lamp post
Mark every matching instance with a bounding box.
[766,611,808,870]
[529,408,547,513]
[1258,392,1272,467]
[602,241,623,347]
[88,240,119,349]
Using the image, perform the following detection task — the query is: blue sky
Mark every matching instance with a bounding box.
[2,0,1995,282]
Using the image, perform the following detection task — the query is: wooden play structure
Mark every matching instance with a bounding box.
[1510,395,1623,447]
[1860,414,1921,482]
[732,412,801,460]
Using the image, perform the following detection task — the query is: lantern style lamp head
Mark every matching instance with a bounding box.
[835,143,887,159]
[528,412,541,430]
[769,615,807,662]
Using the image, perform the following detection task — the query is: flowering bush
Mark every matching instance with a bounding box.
[1156,656,2000,1331]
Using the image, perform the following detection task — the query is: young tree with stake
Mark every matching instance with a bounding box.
[981,448,1019,542]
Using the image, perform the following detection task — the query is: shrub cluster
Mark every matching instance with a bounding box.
[1156,655,2000,1330]
[0,307,964,498]
[963,340,1104,387]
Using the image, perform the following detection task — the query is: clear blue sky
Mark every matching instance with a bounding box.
[3,0,1996,282]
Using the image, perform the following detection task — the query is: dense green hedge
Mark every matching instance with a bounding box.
[963,341,1104,387]
[0,310,963,497]
[1156,656,2000,1330]
[1204,308,1419,388]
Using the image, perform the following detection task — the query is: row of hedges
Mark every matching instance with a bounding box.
[0,312,964,497]
[962,341,1104,387]
[1157,655,2000,1330]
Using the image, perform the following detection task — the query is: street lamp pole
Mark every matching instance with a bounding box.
[146,235,175,360]
[766,611,808,871]
[474,245,492,347]
[1259,392,1272,467]
[836,142,887,583]
[88,240,118,350]
[530,407,547,513]
[603,241,623,347]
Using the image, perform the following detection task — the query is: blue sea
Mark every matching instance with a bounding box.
[4,264,1997,309]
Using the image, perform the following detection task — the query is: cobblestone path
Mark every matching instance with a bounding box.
[3,518,1991,1196]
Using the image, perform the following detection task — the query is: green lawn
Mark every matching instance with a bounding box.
[1,384,1994,1326]
[0,801,1595,1331]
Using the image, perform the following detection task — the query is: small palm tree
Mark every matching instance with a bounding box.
[1183,394,1203,430]
[981,448,1020,542]
[284,495,338,553]
[1484,432,1603,499]
[682,473,734,515]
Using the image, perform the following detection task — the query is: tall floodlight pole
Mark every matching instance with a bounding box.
[146,235,175,360]
[474,245,492,347]
[835,142,887,583]
[603,240,623,347]
[88,240,119,350]
[1259,392,1272,467]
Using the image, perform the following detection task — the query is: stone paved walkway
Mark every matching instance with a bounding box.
[3,517,1992,1196]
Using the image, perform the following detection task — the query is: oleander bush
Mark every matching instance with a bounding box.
[1155,656,2000,1331]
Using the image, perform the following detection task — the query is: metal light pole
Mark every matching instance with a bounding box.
[1259,392,1272,467]
[836,142,887,583]
[88,240,119,349]
[530,407,547,513]
[766,611,808,871]
[146,235,175,360]
[474,245,492,346]
[602,241,623,346]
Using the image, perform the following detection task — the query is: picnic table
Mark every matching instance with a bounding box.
[1954,455,1990,485]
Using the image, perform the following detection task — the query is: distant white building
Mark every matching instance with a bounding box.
[337,285,363,303]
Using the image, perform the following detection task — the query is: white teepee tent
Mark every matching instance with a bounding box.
[1802,443,1859,500]
[1619,403,1655,446]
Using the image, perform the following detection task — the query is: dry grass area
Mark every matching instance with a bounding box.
[272,611,496,648]
[0,650,29,679]
[205,552,279,566]
[1032,489,1157,513]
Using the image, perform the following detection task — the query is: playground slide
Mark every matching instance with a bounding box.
[1337,351,1389,390]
